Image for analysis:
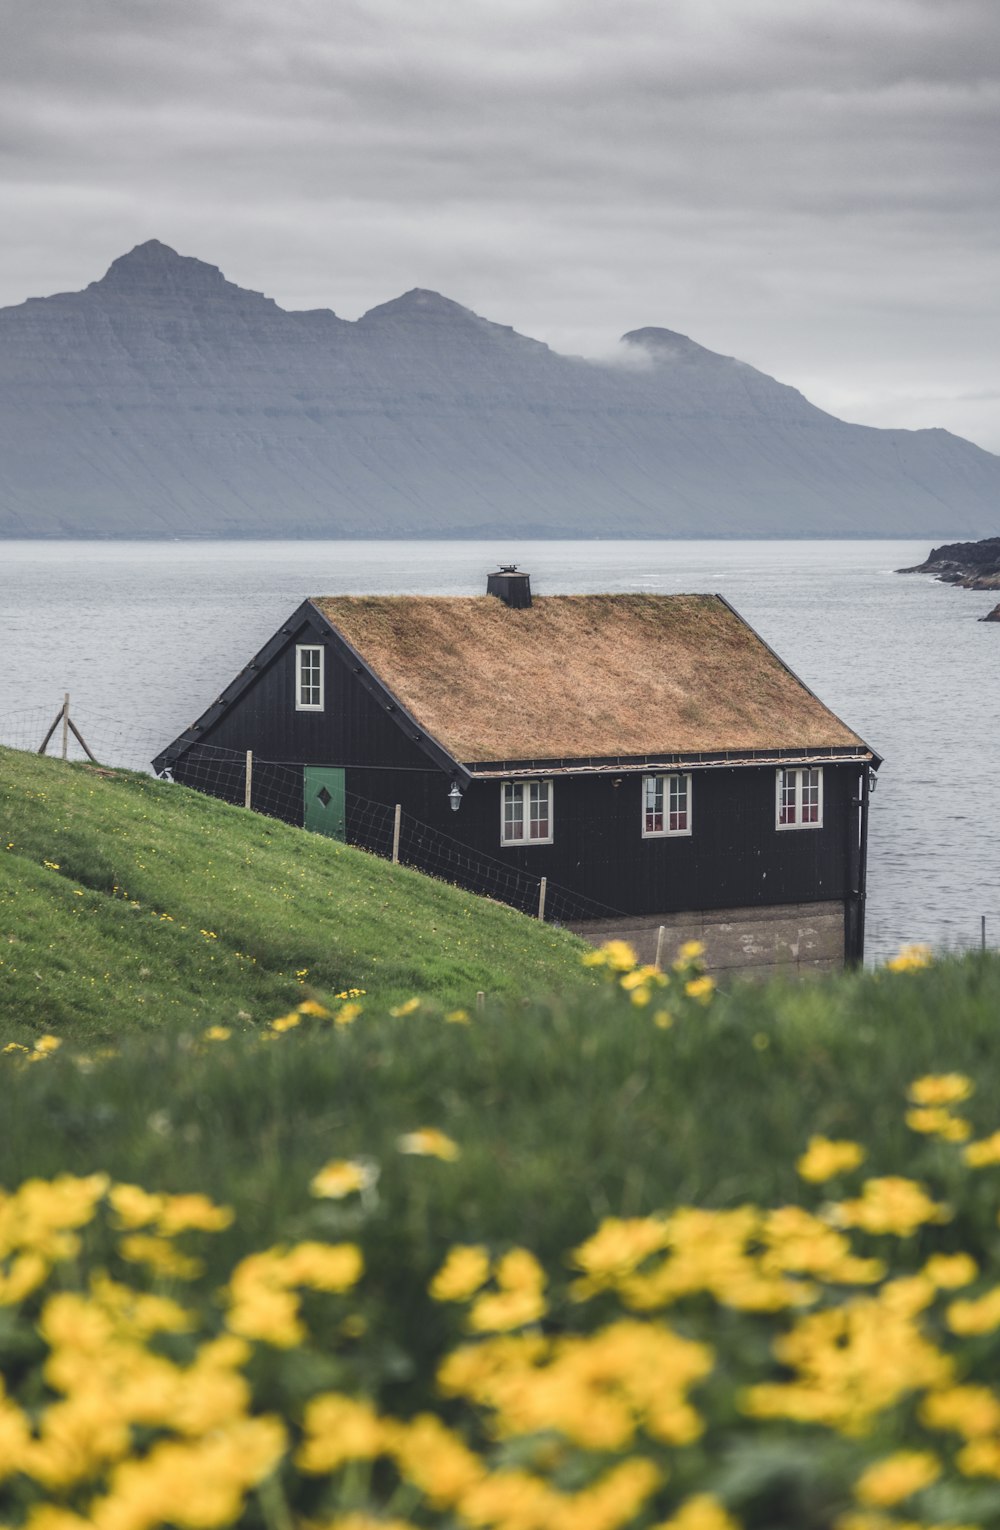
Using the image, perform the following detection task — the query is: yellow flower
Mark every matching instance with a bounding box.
[310,1159,377,1199]
[2,1042,28,1055]
[397,1128,460,1161]
[270,1012,301,1032]
[297,999,332,1017]
[964,1130,1000,1167]
[922,1252,978,1289]
[796,1136,866,1183]
[390,997,421,1017]
[653,1008,674,1029]
[854,1449,941,1506]
[907,1073,973,1106]
[676,939,706,963]
[118,1233,203,1279]
[905,1107,971,1141]
[886,943,933,972]
[336,1002,363,1026]
[601,939,639,971]
[920,1383,1000,1438]
[652,1494,741,1530]
[830,1177,949,1236]
[203,1025,231,1041]
[684,975,716,1003]
[296,1392,387,1473]
[430,1245,491,1302]
[34,1035,62,1055]
[947,1286,1000,1336]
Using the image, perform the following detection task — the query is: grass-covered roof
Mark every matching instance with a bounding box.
[312,593,868,764]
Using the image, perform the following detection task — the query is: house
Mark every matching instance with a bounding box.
[152,569,881,978]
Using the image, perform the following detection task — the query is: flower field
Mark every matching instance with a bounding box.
[6,942,1000,1529]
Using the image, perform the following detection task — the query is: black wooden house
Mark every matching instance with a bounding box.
[153,571,881,978]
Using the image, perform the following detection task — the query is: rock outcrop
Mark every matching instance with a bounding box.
[3,240,1000,539]
[898,538,1000,588]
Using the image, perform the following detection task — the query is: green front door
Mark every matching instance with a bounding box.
[303,766,346,841]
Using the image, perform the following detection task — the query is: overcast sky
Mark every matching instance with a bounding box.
[3,0,999,449]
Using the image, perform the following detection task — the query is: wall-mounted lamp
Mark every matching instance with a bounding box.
[448,781,464,812]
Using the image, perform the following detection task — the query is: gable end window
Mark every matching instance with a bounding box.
[296,645,325,711]
[776,766,823,829]
[642,773,692,837]
[501,781,553,845]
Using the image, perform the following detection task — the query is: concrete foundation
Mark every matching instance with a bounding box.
[567,900,846,981]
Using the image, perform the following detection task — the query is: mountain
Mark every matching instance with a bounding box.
[1,239,998,538]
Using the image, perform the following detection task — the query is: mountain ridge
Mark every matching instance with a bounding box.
[1,240,997,539]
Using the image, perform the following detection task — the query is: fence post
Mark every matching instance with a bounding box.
[244,750,253,810]
[654,924,666,972]
[476,990,485,1013]
[61,693,70,761]
[537,876,547,921]
[983,915,987,952]
[392,803,401,864]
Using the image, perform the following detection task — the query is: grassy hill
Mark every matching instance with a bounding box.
[0,746,589,1042]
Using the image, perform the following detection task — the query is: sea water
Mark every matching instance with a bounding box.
[1,537,995,964]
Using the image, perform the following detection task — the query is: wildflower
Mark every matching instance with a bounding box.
[922,1252,978,1288]
[430,1245,491,1302]
[853,1449,941,1506]
[908,1073,973,1106]
[964,1130,1000,1167]
[390,997,421,1017]
[42,861,60,870]
[886,943,933,972]
[653,1008,674,1029]
[298,999,332,1017]
[830,1177,949,1236]
[467,1249,547,1332]
[675,939,706,964]
[796,1136,866,1183]
[444,1008,470,1024]
[391,1412,485,1507]
[34,1035,62,1055]
[270,1012,301,1033]
[397,1128,460,1161]
[920,1383,1000,1438]
[310,1159,378,1200]
[947,1286,1000,1336]
[296,1392,387,1473]
[684,975,716,1003]
[119,1233,203,1280]
[203,1025,231,1041]
[2,1042,28,1055]
[653,1494,741,1530]
[905,1106,971,1141]
[335,1002,363,1026]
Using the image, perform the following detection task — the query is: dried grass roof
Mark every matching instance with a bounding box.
[311,593,866,765]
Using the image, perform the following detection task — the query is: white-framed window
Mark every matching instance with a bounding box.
[642,773,692,837]
[295,645,324,711]
[776,766,823,829]
[501,780,553,845]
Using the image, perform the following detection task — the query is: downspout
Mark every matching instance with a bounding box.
[856,764,871,965]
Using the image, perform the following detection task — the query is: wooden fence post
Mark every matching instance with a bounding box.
[244,750,253,810]
[476,990,485,1013]
[537,876,547,921]
[654,925,666,971]
[392,803,402,864]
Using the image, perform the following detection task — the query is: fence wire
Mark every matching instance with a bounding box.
[0,709,624,927]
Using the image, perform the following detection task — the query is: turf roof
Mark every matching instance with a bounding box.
[312,593,868,765]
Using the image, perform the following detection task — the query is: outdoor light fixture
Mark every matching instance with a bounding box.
[448,781,463,812]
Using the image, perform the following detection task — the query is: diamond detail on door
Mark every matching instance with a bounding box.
[316,786,332,807]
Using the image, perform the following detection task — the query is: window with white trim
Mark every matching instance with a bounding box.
[776,766,823,829]
[295,645,324,711]
[501,780,553,845]
[642,773,692,837]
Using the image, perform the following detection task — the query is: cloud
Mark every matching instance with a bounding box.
[1,0,998,447]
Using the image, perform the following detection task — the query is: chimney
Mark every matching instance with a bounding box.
[487,565,532,609]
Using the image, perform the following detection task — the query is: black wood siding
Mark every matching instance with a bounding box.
[167,616,864,924]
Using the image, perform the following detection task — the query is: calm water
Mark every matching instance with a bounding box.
[2,538,996,964]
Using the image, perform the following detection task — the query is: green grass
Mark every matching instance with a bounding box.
[0,746,590,1041]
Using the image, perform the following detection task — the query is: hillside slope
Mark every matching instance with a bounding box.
[2,239,999,538]
[0,747,588,1040]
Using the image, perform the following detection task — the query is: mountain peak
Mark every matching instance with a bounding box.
[621,326,733,365]
[89,241,263,301]
[359,288,480,325]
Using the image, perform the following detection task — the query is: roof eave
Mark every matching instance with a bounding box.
[464,744,877,779]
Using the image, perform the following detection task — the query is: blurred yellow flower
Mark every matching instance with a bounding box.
[886,943,933,972]
[965,1130,1000,1166]
[796,1136,866,1183]
[310,1159,377,1200]
[684,975,716,1003]
[854,1449,941,1506]
[444,1008,470,1024]
[905,1106,970,1141]
[390,997,421,1017]
[203,1025,231,1041]
[336,1002,363,1026]
[430,1245,491,1302]
[397,1128,460,1161]
[297,999,332,1017]
[908,1073,973,1106]
[270,1012,301,1033]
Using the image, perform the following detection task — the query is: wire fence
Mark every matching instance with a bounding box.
[4,700,1000,961]
[0,703,625,928]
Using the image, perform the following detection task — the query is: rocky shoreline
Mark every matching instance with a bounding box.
[898,536,1000,621]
